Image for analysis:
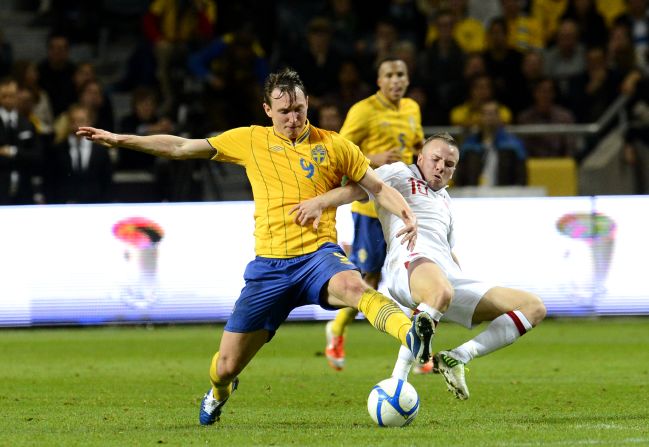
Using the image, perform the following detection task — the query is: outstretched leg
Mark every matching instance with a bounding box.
[199,329,268,425]
[326,270,434,364]
[438,287,546,400]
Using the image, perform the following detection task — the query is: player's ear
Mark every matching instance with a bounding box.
[262,102,272,118]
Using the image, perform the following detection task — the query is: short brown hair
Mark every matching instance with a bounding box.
[423,132,458,150]
[263,67,307,106]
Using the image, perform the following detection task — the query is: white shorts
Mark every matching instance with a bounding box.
[384,251,494,329]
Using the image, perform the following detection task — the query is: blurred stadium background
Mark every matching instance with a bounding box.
[1,3,649,445]
[0,0,648,322]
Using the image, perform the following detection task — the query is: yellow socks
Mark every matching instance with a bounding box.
[331,307,359,336]
[357,289,411,346]
[209,352,234,401]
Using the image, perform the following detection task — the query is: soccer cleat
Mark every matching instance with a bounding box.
[325,321,345,371]
[434,351,469,400]
[199,378,239,425]
[406,312,435,364]
[412,359,435,375]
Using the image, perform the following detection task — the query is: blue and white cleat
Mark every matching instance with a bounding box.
[406,312,435,364]
[199,378,239,425]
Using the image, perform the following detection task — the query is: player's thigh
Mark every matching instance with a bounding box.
[408,259,453,305]
[472,286,539,324]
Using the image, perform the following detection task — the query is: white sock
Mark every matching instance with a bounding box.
[450,311,533,364]
[391,345,415,381]
[416,303,443,323]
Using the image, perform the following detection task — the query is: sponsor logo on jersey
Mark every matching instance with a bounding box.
[269,145,284,152]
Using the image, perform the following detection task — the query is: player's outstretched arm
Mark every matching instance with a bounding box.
[76,127,215,160]
[358,168,417,251]
[290,183,367,230]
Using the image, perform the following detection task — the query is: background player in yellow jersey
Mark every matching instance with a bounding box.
[325,57,425,371]
[76,68,436,425]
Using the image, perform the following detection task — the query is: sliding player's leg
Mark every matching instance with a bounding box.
[436,286,546,400]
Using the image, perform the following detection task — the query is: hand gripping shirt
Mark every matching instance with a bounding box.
[207,123,370,258]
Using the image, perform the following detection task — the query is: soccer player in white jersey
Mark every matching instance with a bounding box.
[291,132,546,400]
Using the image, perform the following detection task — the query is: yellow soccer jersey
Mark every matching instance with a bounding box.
[340,91,423,217]
[207,122,369,258]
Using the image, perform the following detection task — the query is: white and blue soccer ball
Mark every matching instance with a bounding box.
[367,378,419,427]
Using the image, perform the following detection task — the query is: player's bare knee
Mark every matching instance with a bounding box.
[523,293,546,326]
[216,356,241,381]
[327,271,366,307]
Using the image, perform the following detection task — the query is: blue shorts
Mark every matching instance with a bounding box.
[349,213,386,274]
[225,242,359,338]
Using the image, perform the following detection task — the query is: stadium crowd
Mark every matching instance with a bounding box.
[2,0,649,204]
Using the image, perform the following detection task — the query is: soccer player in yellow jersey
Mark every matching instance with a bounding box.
[76,68,436,425]
[324,57,425,372]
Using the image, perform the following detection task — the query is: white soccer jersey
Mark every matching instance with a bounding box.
[374,162,457,275]
[371,162,493,325]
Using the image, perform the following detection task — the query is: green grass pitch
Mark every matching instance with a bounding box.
[1,317,648,446]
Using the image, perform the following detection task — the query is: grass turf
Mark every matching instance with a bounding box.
[1,317,648,446]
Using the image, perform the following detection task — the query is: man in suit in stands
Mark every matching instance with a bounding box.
[47,103,113,203]
[0,77,42,205]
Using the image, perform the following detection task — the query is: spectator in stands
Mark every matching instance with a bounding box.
[543,18,587,98]
[424,0,486,53]
[283,17,343,110]
[0,77,43,205]
[500,0,544,51]
[614,0,649,73]
[510,49,546,114]
[456,100,527,186]
[118,86,174,171]
[37,33,76,118]
[531,0,569,44]
[0,30,13,78]
[319,0,362,58]
[561,0,609,48]
[46,103,113,204]
[72,62,96,97]
[12,60,54,136]
[567,46,621,123]
[382,0,428,47]
[450,74,512,131]
[356,19,400,83]
[77,79,114,132]
[607,20,639,79]
[419,9,466,125]
[483,16,524,112]
[468,0,502,26]
[620,65,649,193]
[317,101,343,132]
[188,30,269,132]
[322,59,371,116]
[517,77,577,158]
[143,0,217,113]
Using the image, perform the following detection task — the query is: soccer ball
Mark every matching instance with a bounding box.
[367,378,419,427]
